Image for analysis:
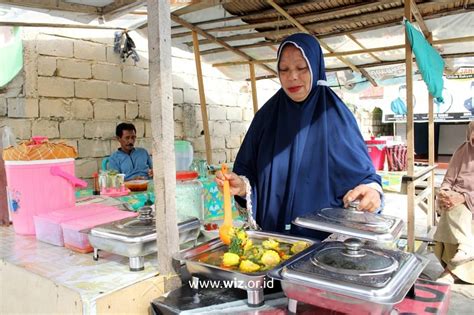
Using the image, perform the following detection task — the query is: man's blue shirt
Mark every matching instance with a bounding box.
[108,148,152,180]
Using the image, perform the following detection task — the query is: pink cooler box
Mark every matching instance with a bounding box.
[61,210,137,253]
[34,204,119,246]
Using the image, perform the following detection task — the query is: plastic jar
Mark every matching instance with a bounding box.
[175,140,193,171]
[175,171,204,222]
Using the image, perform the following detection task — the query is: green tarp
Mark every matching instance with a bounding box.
[0,27,23,88]
[405,21,444,102]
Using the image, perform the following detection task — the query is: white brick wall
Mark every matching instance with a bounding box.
[138,102,150,119]
[75,80,108,99]
[5,119,32,139]
[226,136,241,149]
[125,102,139,120]
[78,139,110,158]
[39,98,71,118]
[38,77,74,97]
[32,119,59,138]
[133,120,145,137]
[211,121,230,136]
[226,107,242,121]
[108,82,136,100]
[93,100,125,120]
[60,120,84,139]
[7,98,38,118]
[57,59,92,79]
[123,66,149,85]
[92,63,122,82]
[173,89,184,104]
[136,85,150,102]
[209,106,226,121]
[0,98,6,116]
[37,56,56,76]
[71,99,93,119]
[75,158,100,179]
[74,41,107,62]
[84,121,116,139]
[37,38,73,57]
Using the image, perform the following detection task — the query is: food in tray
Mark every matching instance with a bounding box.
[198,227,310,273]
[124,180,148,191]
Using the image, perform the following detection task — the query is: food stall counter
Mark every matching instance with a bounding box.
[0,226,164,315]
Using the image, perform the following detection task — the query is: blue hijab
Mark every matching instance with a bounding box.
[233,33,380,236]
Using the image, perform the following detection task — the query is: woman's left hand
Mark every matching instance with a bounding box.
[343,185,381,212]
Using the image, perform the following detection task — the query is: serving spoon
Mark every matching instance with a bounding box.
[219,163,233,245]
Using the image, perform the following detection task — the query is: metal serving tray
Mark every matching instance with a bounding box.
[174,230,316,307]
[268,241,428,314]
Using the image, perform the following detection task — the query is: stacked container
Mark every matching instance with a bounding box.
[3,137,86,234]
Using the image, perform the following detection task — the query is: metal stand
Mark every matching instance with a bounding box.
[288,298,298,313]
[247,289,264,307]
[129,256,145,271]
[93,248,99,261]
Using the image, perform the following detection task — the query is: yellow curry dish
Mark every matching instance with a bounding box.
[198,227,310,273]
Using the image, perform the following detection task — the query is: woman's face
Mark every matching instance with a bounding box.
[278,45,312,102]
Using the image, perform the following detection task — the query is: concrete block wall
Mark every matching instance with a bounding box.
[0,28,385,183]
[0,28,275,182]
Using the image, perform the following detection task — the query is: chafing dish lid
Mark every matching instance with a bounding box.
[311,238,398,276]
[91,206,200,239]
[293,201,403,242]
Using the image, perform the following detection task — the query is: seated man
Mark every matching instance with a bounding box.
[109,123,153,181]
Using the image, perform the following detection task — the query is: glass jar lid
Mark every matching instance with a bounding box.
[311,238,398,276]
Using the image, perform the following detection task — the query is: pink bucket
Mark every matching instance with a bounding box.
[5,158,87,235]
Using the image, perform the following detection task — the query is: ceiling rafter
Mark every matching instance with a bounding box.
[171,0,330,29]
[172,0,234,16]
[0,0,100,14]
[265,0,378,86]
[101,0,146,22]
[172,0,397,39]
[170,13,277,77]
[197,6,469,55]
[410,0,430,38]
[184,2,467,46]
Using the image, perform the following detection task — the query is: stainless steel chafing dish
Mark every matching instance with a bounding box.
[269,238,428,314]
[173,230,315,307]
[88,206,200,271]
[293,201,404,244]
[267,201,428,314]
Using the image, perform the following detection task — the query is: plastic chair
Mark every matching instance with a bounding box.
[101,157,109,171]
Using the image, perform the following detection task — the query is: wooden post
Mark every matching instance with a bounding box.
[427,32,435,228]
[147,0,180,290]
[405,0,416,252]
[192,30,213,165]
[249,62,258,114]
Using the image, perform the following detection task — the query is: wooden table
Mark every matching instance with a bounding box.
[378,164,437,252]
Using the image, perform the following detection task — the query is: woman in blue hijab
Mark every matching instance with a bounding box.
[216,33,382,238]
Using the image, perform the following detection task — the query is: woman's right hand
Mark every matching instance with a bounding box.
[215,171,246,197]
